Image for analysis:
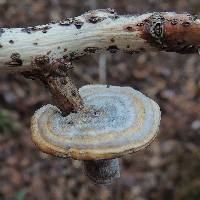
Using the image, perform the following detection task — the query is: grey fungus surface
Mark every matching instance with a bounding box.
[31,85,161,160]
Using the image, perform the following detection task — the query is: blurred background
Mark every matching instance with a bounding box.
[0,0,200,200]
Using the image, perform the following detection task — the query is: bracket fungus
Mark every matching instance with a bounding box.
[31,84,161,185]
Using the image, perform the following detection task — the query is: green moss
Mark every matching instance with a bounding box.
[15,191,25,200]
[0,110,11,130]
[0,110,21,134]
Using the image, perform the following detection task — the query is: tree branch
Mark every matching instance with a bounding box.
[22,58,84,114]
[0,9,199,73]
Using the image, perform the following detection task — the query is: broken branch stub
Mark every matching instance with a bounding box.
[44,75,84,115]
[22,56,84,114]
[0,9,199,73]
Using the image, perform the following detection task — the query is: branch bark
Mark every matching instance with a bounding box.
[0,9,199,73]
[22,58,84,114]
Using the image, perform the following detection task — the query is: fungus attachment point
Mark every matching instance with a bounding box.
[31,85,161,184]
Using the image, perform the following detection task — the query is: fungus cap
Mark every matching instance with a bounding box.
[31,85,161,160]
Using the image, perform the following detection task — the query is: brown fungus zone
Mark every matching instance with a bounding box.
[137,12,200,54]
